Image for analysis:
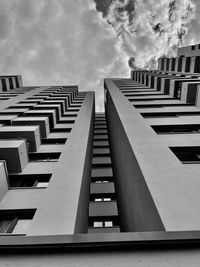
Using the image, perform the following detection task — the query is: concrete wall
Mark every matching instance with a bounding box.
[105,78,200,232]
[74,95,95,233]
[26,92,95,235]
[105,80,164,232]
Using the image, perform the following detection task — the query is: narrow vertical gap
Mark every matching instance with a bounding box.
[87,113,120,233]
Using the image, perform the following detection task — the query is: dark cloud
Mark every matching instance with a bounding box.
[93,0,113,17]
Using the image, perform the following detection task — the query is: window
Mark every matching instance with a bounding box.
[152,124,200,135]
[171,58,175,71]
[94,198,111,202]
[51,128,71,133]
[0,210,36,234]
[93,221,113,228]
[1,79,7,91]
[9,174,51,188]
[192,45,195,50]
[94,180,109,184]
[29,152,61,162]
[185,57,191,72]
[170,146,200,163]
[41,138,67,144]
[105,221,113,227]
[178,57,183,72]
[9,78,14,89]
[94,221,103,228]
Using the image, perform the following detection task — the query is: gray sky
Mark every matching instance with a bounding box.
[0,0,199,111]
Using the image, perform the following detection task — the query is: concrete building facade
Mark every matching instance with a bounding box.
[1,45,200,265]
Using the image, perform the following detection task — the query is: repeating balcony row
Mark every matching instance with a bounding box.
[88,114,120,233]
[0,75,22,92]
[158,56,200,74]
[131,71,200,108]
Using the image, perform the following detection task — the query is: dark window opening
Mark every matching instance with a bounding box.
[141,111,200,118]
[29,152,61,162]
[161,59,165,70]
[51,128,71,133]
[1,79,7,91]
[134,103,193,109]
[151,76,154,88]
[164,79,170,94]
[15,77,19,88]
[9,174,51,188]
[171,58,175,71]
[134,104,164,108]
[170,146,200,163]
[192,45,195,50]
[157,77,161,90]
[129,97,173,102]
[152,124,200,134]
[41,138,67,144]
[194,56,200,73]
[178,57,183,72]
[185,57,191,72]
[166,59,170,71]
[0,209,36,234]
[57,120,75,124]
[9,78,14,89]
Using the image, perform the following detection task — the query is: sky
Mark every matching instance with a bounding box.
[0,0,199,111]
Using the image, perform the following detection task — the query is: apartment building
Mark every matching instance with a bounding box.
[1,45,200,265]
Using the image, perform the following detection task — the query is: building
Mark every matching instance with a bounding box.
[1,45,200,265]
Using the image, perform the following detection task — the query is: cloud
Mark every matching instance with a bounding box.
[0,0,131,111]
[0,0,198,112]
[94,0,196,69]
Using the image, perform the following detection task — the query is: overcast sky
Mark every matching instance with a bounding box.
[0,0,199,111]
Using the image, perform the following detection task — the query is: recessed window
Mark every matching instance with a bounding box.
[51,128,71,133]
[192,45,195,50]
[103,198,111,201]
[93,221,113,228]
[171,58,175,71]
[94,198,111,202]
[29,152,61,162]
[94,180,109,184]
[9,174,51,188]
[0,210,36,234]
[170,146,200,163]
[41,138,67,144]
[105,221,113,227]
[152,124,200,134]
[95,198,102,202]
[93,221,103,228]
